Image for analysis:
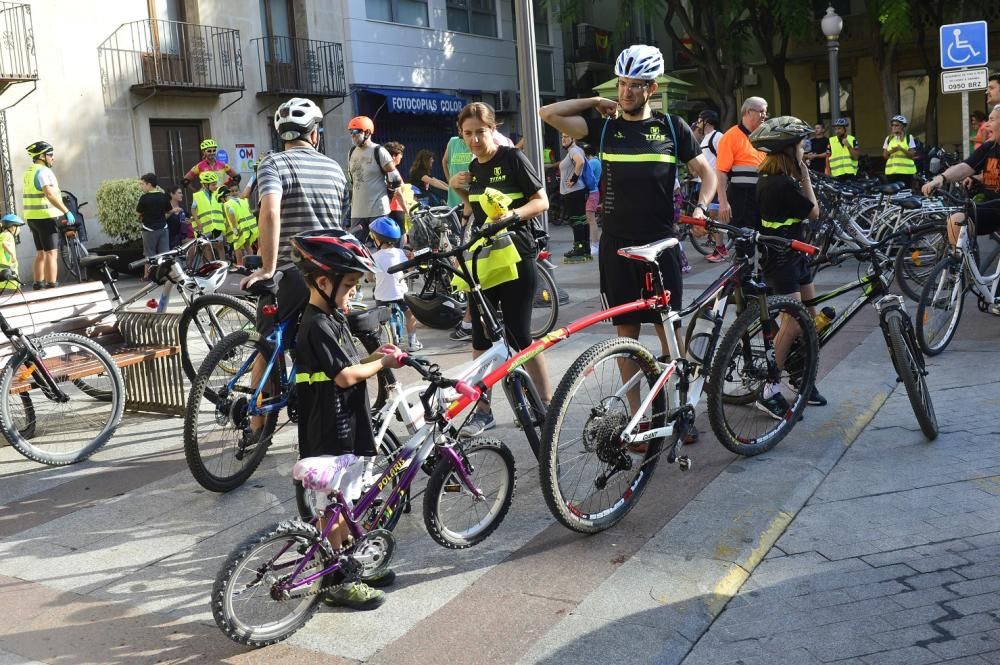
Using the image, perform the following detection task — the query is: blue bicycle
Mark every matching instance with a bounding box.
[183,272,393,492]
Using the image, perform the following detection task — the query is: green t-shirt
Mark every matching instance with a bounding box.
[445,136,474,208]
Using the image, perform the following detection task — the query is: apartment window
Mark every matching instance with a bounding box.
[366,0,429,27]
[816,78,853,124]
[447,0,497,38]
[537,49,554,92]
[510,1,550,45]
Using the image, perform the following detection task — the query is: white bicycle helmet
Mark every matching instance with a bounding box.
[891,114,908,126]
[614,45,664,81]
[274,98,323,141]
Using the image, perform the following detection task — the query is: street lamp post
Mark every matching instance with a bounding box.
[821,5,843,123]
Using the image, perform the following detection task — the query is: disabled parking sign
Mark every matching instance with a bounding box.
[939,21,988,70]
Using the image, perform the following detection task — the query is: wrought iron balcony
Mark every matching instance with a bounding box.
[98,19,244,95]
[0,2,38,91]
[251,36,346,98]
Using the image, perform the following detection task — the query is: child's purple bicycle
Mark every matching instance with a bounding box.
[212,353,515,647]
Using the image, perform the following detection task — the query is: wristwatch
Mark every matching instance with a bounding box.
[695,202,710,215]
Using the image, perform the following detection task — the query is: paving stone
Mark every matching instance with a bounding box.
[892,586,961,609]
[926,631,1000,660]
[905,553,975,573]
[938,613,1000,638]
[884,604,954,630]
[859,645,939,665]
[902,569,967,589]
[802,636,884,662]
[949,576,1000,598]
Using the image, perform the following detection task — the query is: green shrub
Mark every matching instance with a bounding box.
[95,178,142,243]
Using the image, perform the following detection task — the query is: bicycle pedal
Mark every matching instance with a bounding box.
[443,481,462,493]
[677,456,692,471]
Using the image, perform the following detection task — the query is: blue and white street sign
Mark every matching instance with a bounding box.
[216,149,229,164]
[940,21,988,70]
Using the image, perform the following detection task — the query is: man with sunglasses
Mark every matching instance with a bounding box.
[183,138,239,191]
[716,97,768,233]
[540,45,717,446]
[347,116,402,240]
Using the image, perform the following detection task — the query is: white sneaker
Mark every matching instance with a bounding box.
[407,337,423,352]
[989,303,1000,316]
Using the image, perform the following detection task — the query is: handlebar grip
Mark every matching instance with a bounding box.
[388,248,432,274]
[789,240,819,256]
[128,258,147,271]
[453,381,482,402]
[678,214,706,228]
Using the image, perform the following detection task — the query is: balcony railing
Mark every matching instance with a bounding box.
[0,2,37,87]
[98,19,244,95]
[251,36,346,98]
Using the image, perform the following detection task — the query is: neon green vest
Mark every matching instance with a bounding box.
[760,217,799,230]
[192,189,226,235]
[224,198,257,249]
[885,135,916,175]
[0,230,17,290]
[22,164,61,220]
[446,136,473,208]
[828,134,858,177]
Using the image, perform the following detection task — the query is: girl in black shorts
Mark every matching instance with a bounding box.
[751,116,826,418]
[449,102,553,436]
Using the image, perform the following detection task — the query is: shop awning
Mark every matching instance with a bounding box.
[364,87,466,115]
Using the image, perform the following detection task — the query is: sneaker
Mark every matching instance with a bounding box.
[407,338,423,352]
[563,243,592,264]
[755,392,791,421]
[44,281,59,289]
[705,251,728,264]
[449,325,473,341]
[590,243,599,256]
[31,281,43,290]
[461,410,496,437]
[806,386,827,406]
[323,581,386,610]
[362,569,396,589]
[681,262,693,274]
[989,303,1000,316]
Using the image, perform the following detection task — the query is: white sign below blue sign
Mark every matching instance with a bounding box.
[939,21,988,70]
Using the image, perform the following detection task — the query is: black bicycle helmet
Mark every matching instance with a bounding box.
[290,229,376,277]
[749,115,814,154]
[404,292,466,330]
[26,141,53,159]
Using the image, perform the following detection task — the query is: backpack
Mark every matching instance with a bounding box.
[349,143,398,195]
[581,157,598,191]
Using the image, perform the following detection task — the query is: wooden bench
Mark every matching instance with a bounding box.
[0,279,186,416]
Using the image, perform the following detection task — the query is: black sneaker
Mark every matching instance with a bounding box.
[449,325,473,341]
[755,392,791,421]
[807,386,827,406]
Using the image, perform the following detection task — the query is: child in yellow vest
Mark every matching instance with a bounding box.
[0,213,25,292]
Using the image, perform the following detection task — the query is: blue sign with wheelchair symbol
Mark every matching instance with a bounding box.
[940,21,988,70]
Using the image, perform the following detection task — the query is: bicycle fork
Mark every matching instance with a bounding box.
[874,296,928,379]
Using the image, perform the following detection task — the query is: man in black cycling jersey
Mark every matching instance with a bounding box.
[541,44,716,443]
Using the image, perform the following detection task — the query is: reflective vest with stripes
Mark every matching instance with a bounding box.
[224,197,258,249]
[22,164,61,220]
[192,189,226,235]
[828,135,858,177]
[885,135,916,175]
[760,216,800,230]
[0,229,17,290]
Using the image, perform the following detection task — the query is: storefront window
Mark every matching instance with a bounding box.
[447,0,497,38]
[898,74,929,142]
[366,0,429,27]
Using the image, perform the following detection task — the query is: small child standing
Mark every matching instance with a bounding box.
[0,214,24,292]
[290,229,405,611]
[368,216,422,351]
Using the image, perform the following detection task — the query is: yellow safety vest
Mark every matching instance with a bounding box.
[760,217,800,230]
[192,189,226,235]
[885,135,916,175]
[0,230,17,291]
[22,164,61,220]
[224,198,257,249]
[828,134,858,177]
[450,231,521,292]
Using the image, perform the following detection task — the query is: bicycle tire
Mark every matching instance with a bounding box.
[295,429,404,526]
[539,337,666,534]
[530,264,560,338]
[706,296,818,456]
[423,438,516,549]
[895,224,948,301]
[184,330,279,492]
[179,293,256,383]
[0,333,124,465]
[212,520,333,647]
[916,257,966,356]
[59,235,88,282]
[883,309,939,440]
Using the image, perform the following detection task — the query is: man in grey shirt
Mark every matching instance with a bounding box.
[559,132,589,262]
[347,115,401,238]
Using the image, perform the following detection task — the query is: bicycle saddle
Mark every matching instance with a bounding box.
[617,237,680,264]
[79,254,117,268]
[879,182,905,195]
[891,197,923,210]
[245,270,284,296]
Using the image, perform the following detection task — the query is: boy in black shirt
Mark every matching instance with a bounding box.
[290,229,404,611]
[135,173,171,278]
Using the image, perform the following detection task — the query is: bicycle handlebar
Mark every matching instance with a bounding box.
[678,215,818,256]
[397,352,482,400]
[928,187,967,207]
[129,236,213,272]
[388,213,522,275]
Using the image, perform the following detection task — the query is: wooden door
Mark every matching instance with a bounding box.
[261,0,297,91]
[150,121,202,208]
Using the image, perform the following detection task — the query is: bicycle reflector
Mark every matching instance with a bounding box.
[260,304,278,316]
[146,299,158,309]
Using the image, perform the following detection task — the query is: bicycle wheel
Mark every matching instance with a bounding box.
[0,333,124,465]
[539,337,666,534]
[707,296,818,456]
[184,330,279,492]
[59,235,88,282]
[295,429,404,526]
[423,438,516,549]
[212,520,334,647]
[883,309,939,440]
[895,225,948,301]
[179,293,256,383]
[916,256,966,356]
[531,264,560,338]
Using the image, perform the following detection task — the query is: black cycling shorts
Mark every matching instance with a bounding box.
[562,188,588,225]
[761,250,813,296]
[470,258,537,352]
[599,233,682,327]
[727,184,760,231]
[28,217,59,251]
